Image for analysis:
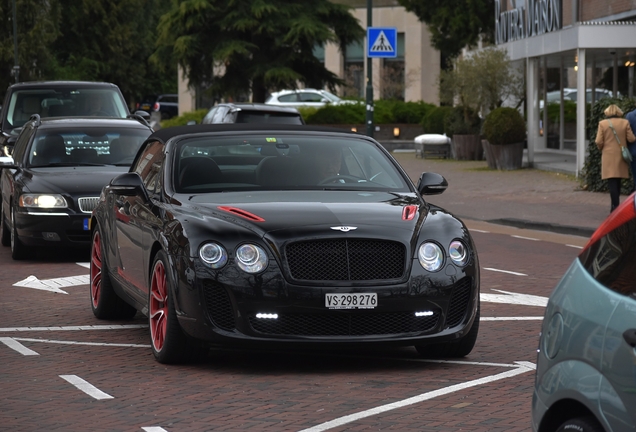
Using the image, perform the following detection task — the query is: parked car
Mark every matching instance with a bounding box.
[201,103,304,125]
[89,123,481,364]
[0,116,153,259]
[532,193,636,432]
[539,88,614,109]
[0,81,146,156]
[137,94,178,120]
[265,89,359,109]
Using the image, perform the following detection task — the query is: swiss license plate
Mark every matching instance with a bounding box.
[325,293,377,309]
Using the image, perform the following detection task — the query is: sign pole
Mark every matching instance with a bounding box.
[12,0,19,83]
[365,0,374,138]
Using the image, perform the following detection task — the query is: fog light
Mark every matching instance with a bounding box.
[255,313,278,319]
[415,311,433,317]
[42,232,61,241]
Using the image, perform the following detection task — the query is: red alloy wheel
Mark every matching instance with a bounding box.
[90,232,102,308]
[149,260,168,352]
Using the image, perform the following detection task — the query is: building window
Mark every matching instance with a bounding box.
[344,41,364,98]
[381,33,405,100]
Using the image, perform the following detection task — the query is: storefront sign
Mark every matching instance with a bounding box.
[495,0,562,44]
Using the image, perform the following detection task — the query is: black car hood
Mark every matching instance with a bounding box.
[180,191,425,239]
[24,166,129,195]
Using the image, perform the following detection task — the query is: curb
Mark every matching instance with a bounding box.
[486,218,596,238]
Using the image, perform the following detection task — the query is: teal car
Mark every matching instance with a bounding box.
[532,194,636,431]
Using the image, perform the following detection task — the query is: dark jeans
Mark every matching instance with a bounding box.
[608,178,621,212]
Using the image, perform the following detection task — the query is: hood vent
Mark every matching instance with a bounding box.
[217,206,265,222]
[402,205,418,221]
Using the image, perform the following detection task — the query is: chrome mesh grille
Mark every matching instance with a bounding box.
[285,239,406,281]
[78,197,100,213]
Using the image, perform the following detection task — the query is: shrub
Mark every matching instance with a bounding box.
[302,100,435,125]
[582,97,636,193]
[161,109,209,128]
[303,104,365,124]
[444,106,482,136]
[483,107,526,145]
[420,106,453,134]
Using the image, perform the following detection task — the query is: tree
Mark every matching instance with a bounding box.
[397,0,494,61]
[50,0,176,106]
[0,0,61,95]
[152,0,365,103]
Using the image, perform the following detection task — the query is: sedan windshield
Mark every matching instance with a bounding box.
[173,133,411,194]
[28,128,150,168]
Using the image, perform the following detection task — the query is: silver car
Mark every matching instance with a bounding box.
[265,89,358,109]
[532,194,636,431]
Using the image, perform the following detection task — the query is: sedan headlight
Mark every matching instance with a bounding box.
[19,194,67,209]
[199,242,228,269]
[449,240,468,266]
[236,244,268,273]
[418,242,444,271]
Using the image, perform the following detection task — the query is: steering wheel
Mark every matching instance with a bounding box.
[318,174,361,185]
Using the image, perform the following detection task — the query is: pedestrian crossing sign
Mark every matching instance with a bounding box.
[367,27,397,58]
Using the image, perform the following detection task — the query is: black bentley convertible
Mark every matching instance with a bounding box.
[89,124,480,364]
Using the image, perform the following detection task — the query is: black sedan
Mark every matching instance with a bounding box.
[89,124,480,364]
[0,116,153,259]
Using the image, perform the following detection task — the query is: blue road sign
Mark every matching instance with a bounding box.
[367,27,397,58]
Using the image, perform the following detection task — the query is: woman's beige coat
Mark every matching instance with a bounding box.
[595,118,636,179]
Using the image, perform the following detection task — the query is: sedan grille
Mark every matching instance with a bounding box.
[285,239,406,281]
[248,311,439,336]
[446,277,473,328]
[78,197,100,213]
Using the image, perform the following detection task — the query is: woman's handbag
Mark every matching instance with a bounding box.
[608,119,633,163]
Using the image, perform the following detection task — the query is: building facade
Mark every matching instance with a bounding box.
[495,0,636,175]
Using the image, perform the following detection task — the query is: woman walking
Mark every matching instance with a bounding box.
[595,104,636,212]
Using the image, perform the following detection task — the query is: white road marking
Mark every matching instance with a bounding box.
[142,428,169,432]
[483,267,527,276]
[298,362,535,432]
[566,244,583,249]
[470,229,490,233]
[13,274,91,294]
[60,375,114,400]
[0,337,39,355]
[481,316,544,321]
[14,338,150,348]
[77,262,90,268]
[481,289,548,307]
[510,235,540,241]
[0,324,147,332]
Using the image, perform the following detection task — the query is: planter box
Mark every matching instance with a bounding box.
[452,134,483,160]
[482,140,524,170]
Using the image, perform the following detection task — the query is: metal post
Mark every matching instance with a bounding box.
[365,0,374,137]
[12,0,19,83]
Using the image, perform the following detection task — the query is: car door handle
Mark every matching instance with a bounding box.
[624,329,636,348]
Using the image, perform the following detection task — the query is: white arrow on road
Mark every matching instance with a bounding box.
[481,289,548,307]
[13,274,90,294]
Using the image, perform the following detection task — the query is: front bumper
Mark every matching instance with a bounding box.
[14,209,92,248]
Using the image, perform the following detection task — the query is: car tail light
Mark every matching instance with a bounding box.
[582,192,636,252]
[153,102,160,112]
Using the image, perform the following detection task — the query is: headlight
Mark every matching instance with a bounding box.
[236,244,268,273]
[418,242,444,271]
[449,240,468,266]
[19,194,67,208]
[199,242,228,269]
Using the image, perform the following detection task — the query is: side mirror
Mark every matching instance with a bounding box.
[417,172,448,195]
[0,155,17,169]
[133,110,151,120]
[108,172,148,198]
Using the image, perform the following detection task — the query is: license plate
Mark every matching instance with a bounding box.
[83,218,89,230]
[325,293,377,309]
[141,104,151,110]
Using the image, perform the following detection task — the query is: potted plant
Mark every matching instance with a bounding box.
[444,106,483,160]
[482,107,526,170]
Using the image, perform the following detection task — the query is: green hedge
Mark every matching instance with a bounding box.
[444,106,482,136]
[160,109,209,128]
[301,99,436,125]
[420,106,453,134]
[483,107,526,145]
[583,97,636,193]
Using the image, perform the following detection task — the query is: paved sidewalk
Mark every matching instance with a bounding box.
[392,151,620,238]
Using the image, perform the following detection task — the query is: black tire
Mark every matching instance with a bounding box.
[148,250,207,364]
[555,416,604,432]
[90,227,137,320]
[416,303,480,358]
[10,206,32,260]
[1,204,10,247]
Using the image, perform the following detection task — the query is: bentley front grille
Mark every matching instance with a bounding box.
[78,197,100,214]
[248,311,439,336]
[285,239,406,281]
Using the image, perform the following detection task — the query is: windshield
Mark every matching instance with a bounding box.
[27,128,150,168]
[173,134,410,194]
[4,87,129,130]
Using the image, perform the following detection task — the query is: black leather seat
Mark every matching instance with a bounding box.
[178,157,223,190]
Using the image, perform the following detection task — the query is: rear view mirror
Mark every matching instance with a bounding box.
[417,172,448,195]
[108,172,148,199]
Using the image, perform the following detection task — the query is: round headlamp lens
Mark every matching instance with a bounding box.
[418,242,444,272]
[236,244,268,273]
[199,243,228,269]
[449,240,468,266]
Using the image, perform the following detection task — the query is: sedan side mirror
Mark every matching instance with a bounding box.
[108,172,148,199]
[417,172,448,195]
[0,155,17,169]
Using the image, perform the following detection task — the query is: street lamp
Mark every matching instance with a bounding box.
[12,0,19,83]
